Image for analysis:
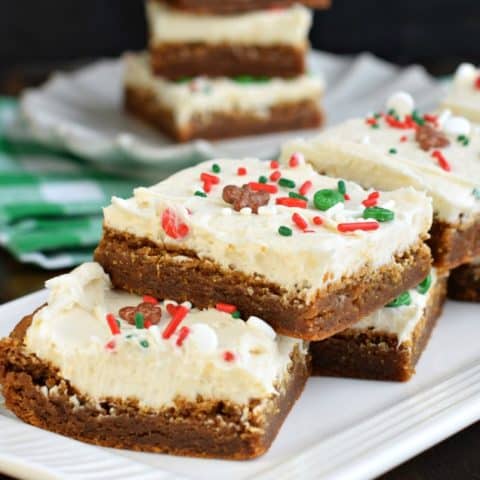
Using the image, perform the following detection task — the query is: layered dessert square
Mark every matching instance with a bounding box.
[448,259,480,302]
[146,1,312,78]
[310,269,447,381]
[281,92,480,269]
[124,53,324,142]
[442,63,480,122]
[94,158,433,340]
[158,0,331,14]
[0,263,309,459]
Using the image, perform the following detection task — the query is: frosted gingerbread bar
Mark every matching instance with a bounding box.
[157,0,331,14]
[311,269,447,381]
[0,263,308,459]
[124,53,324,142]
[146,1,312,78]
[94,158,433,341]
[282,92,480,270]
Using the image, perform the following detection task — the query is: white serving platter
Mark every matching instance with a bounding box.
[0,290,479,480]
[11,51,446,180]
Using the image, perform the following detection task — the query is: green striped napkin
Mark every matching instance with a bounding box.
[0,97,137,269]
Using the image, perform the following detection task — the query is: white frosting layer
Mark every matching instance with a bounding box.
[351,270,437,346]
[281,101,480,224]
[147,1,311,46]
[124,53,324,126]
[24,263,302,408]
[443,63,480,122]
[103,158,432,300]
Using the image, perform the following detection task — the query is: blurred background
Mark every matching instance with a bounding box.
[1,0,479,94]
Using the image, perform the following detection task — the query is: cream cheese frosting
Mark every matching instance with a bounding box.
[443,63,480,122]
[124,53,324,126]
[147,1,312,47]
[103,158,432,300]
[351,270,437,346]
[24,262,303,409]
[281,93,480,224]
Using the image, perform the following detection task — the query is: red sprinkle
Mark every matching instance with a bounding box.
[162,305,189,339]
[344,193,351,201]
[289,152,303,167]
[365,117,378,126]
[203,181,212,193]
[292,212,308,230]
[270,160,279,169]
[237,167,247,176]
[162,208,190,239]
[176,326,191,347]
[200,172,220,184]
[337,221,379,233]
[270,170,282,182]
[424,113,438,125]
[223,351,236,362]
[216,303,237,314]
[166,303,178,316]
[400,135,408,142]
[248,182,278,194]
[313,216,323,226]
[106,313,120,335]
[105,339,116,351]
[475,76,480,90]
[276,197,307,208]
[144,320,152,329]
[431,150,451,171]
[299,180,312,196]
[368,191,380,199]
[385,115,409,129]
[143,295,158,305]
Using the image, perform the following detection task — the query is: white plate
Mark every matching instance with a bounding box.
[0,291,479,480]
[15,52,447,179]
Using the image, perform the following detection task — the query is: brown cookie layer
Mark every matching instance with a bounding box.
[448,261,480,302]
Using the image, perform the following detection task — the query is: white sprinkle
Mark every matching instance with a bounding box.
[386,91,415,116]
[361,135,371,144]
[181,301,192,309]
[258,205,277,216]
[247,316,276,340]
[454,63,477,88]
[443,116,471,136]
[240,207,252,215]
[437,109,452,128]
[190,323,218,353]
[221,207,232,216]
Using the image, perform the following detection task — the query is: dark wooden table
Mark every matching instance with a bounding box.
[0,65,479,480]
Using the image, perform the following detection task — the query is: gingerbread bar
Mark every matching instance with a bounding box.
[311,270,447,381]
[0,263,309,459]
[442,63,480,123]
[146,1,312,78]
[124,53,324,142]
[281,92,480,270]
[157,0,331,14]
[94,158,433,341]
[448,259,480,302]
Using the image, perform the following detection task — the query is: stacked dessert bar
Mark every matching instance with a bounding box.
[0,156,434,458]
[441,64,480,302]
[125,0,327,142]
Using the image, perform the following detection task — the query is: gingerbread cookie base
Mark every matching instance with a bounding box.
[158,0,331,14]
[310,275,447,382]
[94,228,432,341]
[150,44,306,79]
[125,86,323,143]
[448,260,480,302]
[0,315,309,460]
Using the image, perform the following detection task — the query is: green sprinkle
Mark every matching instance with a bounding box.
[387,108,399,120]
[278,226,293,237]
[126,334,135,339]
[140,339,149,348]
[233,75,270,84]
[412,110,425,126]
[337,180,346,195]
[176,76,193,83]
[373,112,382,119]
[116,319,121,326]
[231,311,241,319]
[389,148,397,154]
[212,163,221,173]
[279,178,296,189]
[289,192,308,201]
[417,273,432,294]
[457,135,470,146]
[313,189,344,211]
[258,175,268,184]
[473,187,480,199]
[370,123,380,129]
[194,190,207,197]
[363,206,395,222]
[135,312,145,329]
[386,291,412,308]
